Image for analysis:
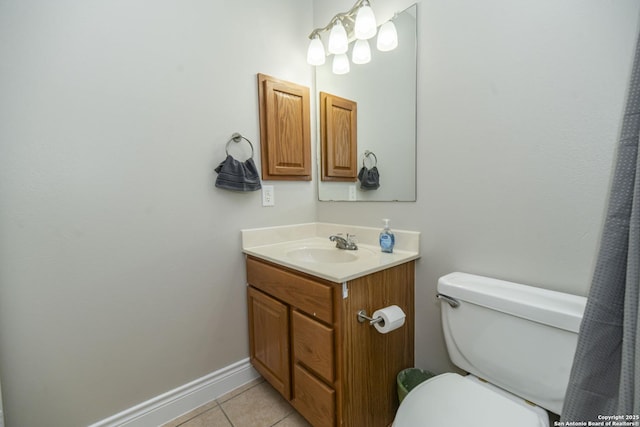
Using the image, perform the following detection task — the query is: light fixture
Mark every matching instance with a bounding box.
[332,53,350,75]
[354,0,377,40]
[306,0,400,74]
[376,20,398,52]
[352,39,371,64]
[307,34,326,65]
[328,19,348,54]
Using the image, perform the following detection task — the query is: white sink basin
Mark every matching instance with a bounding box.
[286,247,359,264]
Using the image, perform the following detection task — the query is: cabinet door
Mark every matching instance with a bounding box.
[247,286,291,399]
[320,92,357,181]
[258,73,311,180]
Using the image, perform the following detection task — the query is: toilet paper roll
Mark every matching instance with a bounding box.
[372,305,406,334]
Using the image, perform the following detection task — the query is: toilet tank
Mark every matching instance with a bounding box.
[437,272,586,415]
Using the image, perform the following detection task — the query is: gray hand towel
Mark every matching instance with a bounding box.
[214,155,262,192]
[358,166,380,190]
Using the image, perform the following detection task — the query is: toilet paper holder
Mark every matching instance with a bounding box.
[357,309,384,326]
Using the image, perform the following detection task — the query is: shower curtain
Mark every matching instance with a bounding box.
[561,32,640,422]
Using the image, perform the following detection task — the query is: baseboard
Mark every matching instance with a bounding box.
[88,358,260,427]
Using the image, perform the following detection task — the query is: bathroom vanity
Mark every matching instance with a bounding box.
[242,223,420,427]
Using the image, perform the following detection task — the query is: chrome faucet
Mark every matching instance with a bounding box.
[329,233,358,250]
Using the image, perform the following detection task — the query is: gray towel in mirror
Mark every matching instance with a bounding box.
[358,166,380,190]
[215,155,262,192]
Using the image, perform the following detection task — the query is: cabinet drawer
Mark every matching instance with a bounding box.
[292,310,334,383]
[246,257,334,324]
[292,364,335,427]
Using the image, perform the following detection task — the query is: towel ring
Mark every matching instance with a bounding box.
[362,150,377,168]
[226,133,255,158]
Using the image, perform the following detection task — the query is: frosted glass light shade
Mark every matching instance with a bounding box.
[307,36,326,65]
[328,20,348,54]
[332,53,350,74]
[377,21,398,52]
[354,3,377,40]
[352,39,371,64]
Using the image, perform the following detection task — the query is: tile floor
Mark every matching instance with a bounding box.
[162,376,560,427]
[162,377,311,427]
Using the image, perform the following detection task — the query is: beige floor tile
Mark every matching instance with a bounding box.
[162,401,220,427]
[179,405,232,427]
[216,377,264,404]
[220,381,294,427]
[273,411,313,427]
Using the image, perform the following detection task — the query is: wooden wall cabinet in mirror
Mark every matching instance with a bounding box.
[257,73,311,181]
[320,92,357,182]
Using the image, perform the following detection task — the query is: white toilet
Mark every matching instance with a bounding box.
[394,272,587,427]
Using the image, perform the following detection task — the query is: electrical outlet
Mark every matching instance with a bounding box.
[262,185,275,207]
[348,185,357,201]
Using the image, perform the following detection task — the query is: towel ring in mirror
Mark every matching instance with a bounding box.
[362,150,377,168]
[226,132,255,158]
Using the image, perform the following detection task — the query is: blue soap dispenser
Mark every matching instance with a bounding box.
[379,218,395,253]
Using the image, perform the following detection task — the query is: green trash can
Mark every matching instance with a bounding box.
[397,368,435,403]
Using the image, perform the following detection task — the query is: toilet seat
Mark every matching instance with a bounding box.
[393,373,549,427]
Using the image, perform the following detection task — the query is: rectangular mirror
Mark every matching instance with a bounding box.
[316,3,417,202]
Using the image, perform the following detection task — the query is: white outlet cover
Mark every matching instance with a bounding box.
[262,185,275,207]
[348,185,357,201]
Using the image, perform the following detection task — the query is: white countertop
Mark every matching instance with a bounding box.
[241,223,420,283]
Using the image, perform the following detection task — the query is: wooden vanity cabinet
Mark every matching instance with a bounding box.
[246,256,415,427]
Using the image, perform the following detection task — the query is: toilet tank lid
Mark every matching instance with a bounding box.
[437,272,586,333]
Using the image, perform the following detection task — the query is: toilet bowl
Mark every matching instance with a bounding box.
[394,373,549,426]
[394,272,587,427]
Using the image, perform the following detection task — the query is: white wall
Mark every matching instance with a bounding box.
[315,0,640,374]
[0,1,315,426]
